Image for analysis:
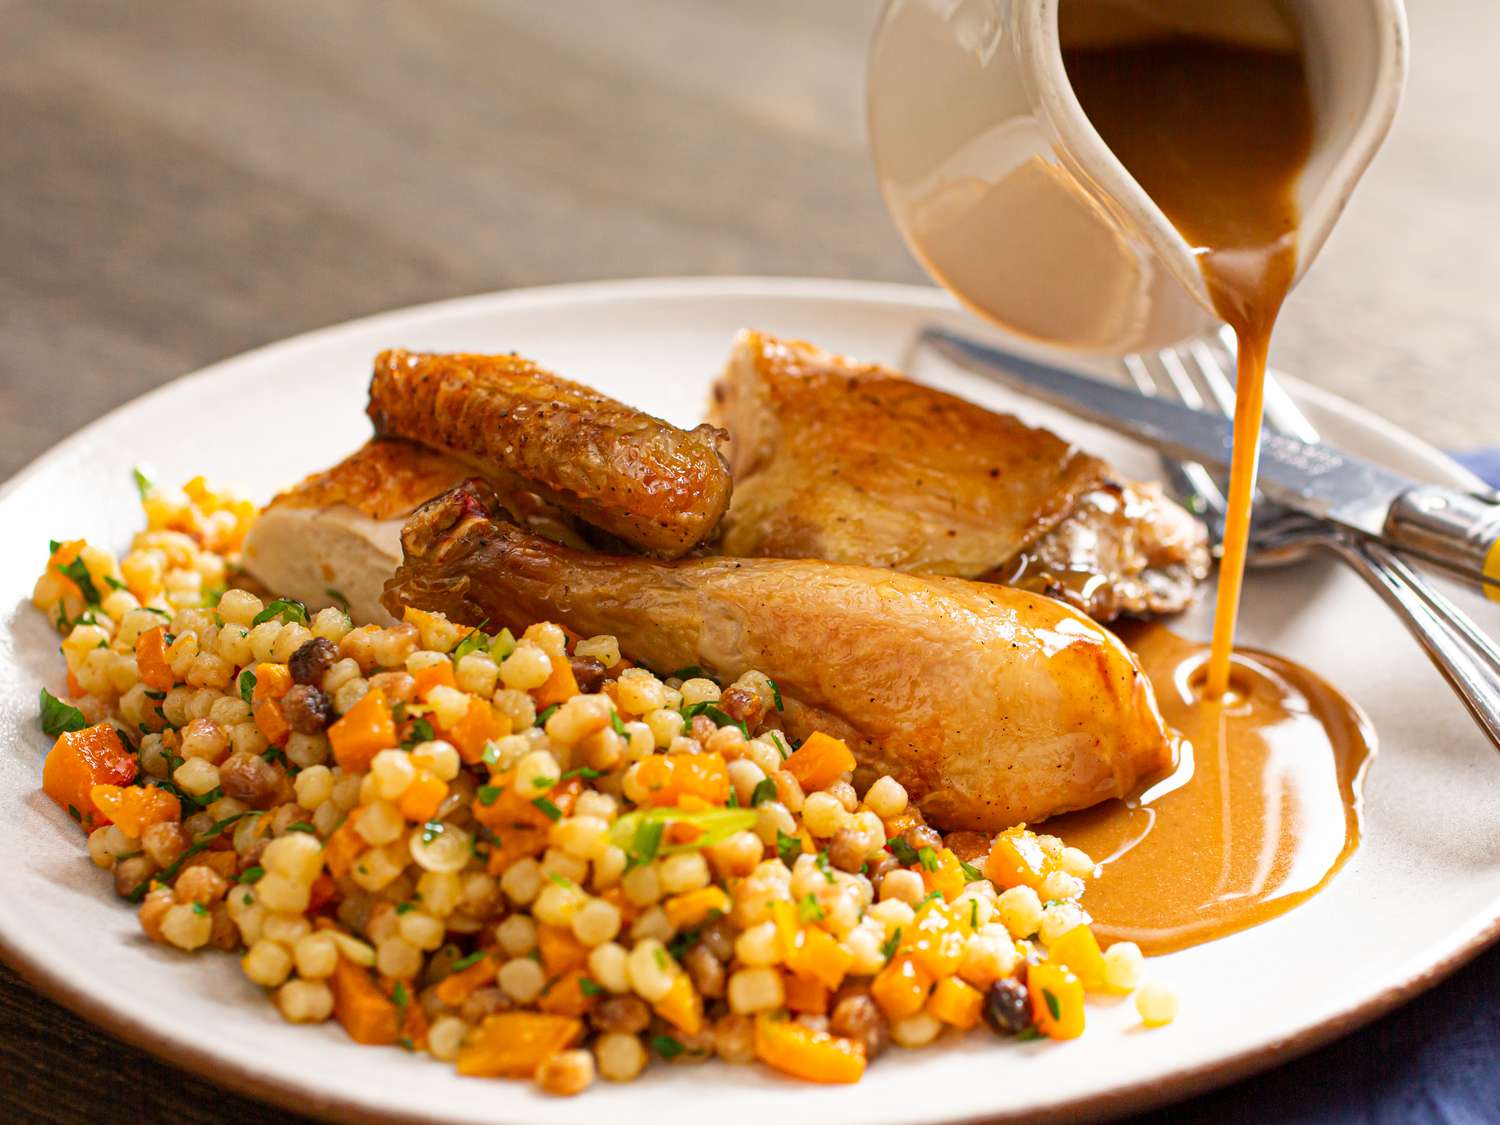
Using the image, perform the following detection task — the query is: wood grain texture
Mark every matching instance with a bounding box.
[2,1,1498,1121]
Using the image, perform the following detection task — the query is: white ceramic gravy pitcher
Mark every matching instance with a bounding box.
[868,0,1408,354]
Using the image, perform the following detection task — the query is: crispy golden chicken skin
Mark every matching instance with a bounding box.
[368,349,732,558]
[710,331,1208,619]
[383,481,1174,830]
[242,438,589,625]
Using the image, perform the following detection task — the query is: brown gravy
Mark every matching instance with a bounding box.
[1061,9,1315,696]
[1048,624,1374,954]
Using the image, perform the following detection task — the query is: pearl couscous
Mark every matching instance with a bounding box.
[31,472,1174,1095]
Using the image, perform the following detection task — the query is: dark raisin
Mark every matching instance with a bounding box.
[282,683,335,733]
[983,978,1032,1036]
[589,995,651,1035]
[689,714,717,744]
[718,685,764,728]
[827,827,869,873]
[288,637,339,686]
[568,654,607,694]
[682,943,725,999]
[902,824,943,853]
[829,992,888,1059]
[219,750,280,807]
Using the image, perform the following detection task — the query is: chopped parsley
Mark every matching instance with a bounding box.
[38,688,87,737]
[881,928,903,962]
[131,465,155,500]
[395,901,416,915]
[578,977,605,997]
[651,1034,685,1060]
[191,902,208,916]
[531,796,562,821]
[610,709,628,737]
[679,701,748,739]
[669,666,707,683]
[451,626,489,663]
[1043,989,1061,1021]
[749,778,778,807]
[127,812,253,901]
[284,822,317,834]
[959,858,986,883]
[535,704,560,727]
[235,866,265,885]
[560,766,605,782]
[401,716,435,750]
[392,981,409,1022]
[767,678,784,712]
[917,889,943,910]
[251,598,309,627]
[768,730,792,760]
[476,785,502,807]
[814,850,835,884]
[889,837,920,867]
[238,668,257,706]
[796,894,824,923]
[970,900,979,930]
[776,830,802,867]
[625,818,664,869]
[58,556,101,606]
[1016,1026,1044,1042]
[545,872,574,889]
[916,846,940,872]
[450,951,487,971]
[323,587,350,612]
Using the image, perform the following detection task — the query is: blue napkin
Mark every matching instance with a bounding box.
[1129,449,1500,1125]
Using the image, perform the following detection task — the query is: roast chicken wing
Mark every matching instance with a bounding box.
[383,481,1174,831]
[710,331,1208,620]
[368,349,732,558]
[242,438,588,624]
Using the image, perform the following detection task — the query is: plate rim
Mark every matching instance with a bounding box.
[1,274,1493,1124]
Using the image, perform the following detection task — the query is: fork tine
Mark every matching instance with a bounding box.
[1128,350,1228,521]
[1212,328,1321,442]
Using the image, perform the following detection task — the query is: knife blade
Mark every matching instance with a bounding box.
[920,326,1500,591]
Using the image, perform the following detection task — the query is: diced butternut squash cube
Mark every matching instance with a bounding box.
[753,1014,865,1084]
[43,724,136,831]
[782,732,856,792]
[1030,960,1085,1040]
[926,976,983,1030]
[327,688,396,772]
[455,1012,582,1078]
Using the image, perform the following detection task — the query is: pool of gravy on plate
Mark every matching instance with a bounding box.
[1048,4,1374,951]
[1047,624,1373,955]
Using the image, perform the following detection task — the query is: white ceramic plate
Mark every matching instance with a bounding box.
[3,278,1499,1124]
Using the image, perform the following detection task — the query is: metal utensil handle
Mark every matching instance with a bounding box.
[1385,485,1500,595]
[1320,532,1500,751]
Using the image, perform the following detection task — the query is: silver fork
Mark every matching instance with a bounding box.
[1128,332,1500,749]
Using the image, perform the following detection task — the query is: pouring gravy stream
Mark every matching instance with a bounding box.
[1038,3,1376,951]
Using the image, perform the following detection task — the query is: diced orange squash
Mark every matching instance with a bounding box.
[328,688,396,772]
[134,627,175,692]
[89,783,180,837]
[434,953,498,1007]
[456,1012,582,1078]
[753,1014,865,1084]
[927,976,984,1030]
[652,970,703,1034]
[906,900,966,978]
[253,697,290,748]
[397,769,448,822]
[1048,924,1108,992]
[484,827,549,875]
[537,970,596,1018]
[412,660,456,698]
[308,873,337,913]
[785,926,853,992]
[446,696,511,763]
[869,954,933,1020]
[473,771,582,834]
[769,899,801,960]
[783,972,830,1015]
[251,662,292,703]
[532,654,579,709]
[662,886,731,930]
[633,752,730,807]
[398,984,430,1050]
[1029,960,1086,1040]
[922,847,967,903]
[329,956,399,1045]
[536,924,589,977]
[323,814,367,879]
[782,731,856,792]
[984,826,1053,890]
[43,723,136,830]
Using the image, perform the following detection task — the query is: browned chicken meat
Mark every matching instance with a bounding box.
[368,349,732,558]
[242,438,587,624]
[710,331,1208,620]
[383,481,1174,831]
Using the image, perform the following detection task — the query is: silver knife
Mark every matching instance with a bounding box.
[921,326,1500,595]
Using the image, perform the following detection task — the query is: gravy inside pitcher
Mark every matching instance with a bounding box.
[1060,0,1314,696]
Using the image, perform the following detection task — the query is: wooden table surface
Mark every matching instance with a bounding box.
[4,1,1498,1121]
